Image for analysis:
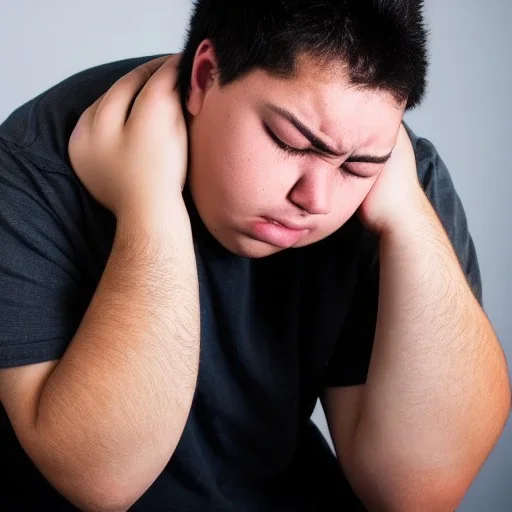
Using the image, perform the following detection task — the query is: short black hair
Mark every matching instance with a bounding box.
[177,0,429,111]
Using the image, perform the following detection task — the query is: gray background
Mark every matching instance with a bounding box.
[1,1,510,510]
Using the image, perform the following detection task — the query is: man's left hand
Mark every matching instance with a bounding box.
[357,124,426,236]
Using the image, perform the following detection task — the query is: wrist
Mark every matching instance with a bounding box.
[115,196,193,248]
[379,193,459,278]
[379,188,434,240]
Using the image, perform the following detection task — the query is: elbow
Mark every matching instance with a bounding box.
[32,466,143,512]
[381,490,463,512]
[347,452,468,512]
[27,431,157,512]
[350,474,465,512]
[41,465,151,512]
[50,460,161,512]
[78,485,138,512]
[380,489,463,512]
[30,410,177,511]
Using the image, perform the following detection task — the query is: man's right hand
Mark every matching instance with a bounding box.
[68,54,188,220]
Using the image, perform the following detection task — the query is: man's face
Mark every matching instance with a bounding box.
[186,49,405,258]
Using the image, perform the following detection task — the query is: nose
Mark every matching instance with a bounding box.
[288,168,333,216]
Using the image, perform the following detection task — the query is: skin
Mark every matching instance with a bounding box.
[185,41,405,258]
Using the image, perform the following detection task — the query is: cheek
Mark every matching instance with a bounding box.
[300,178,376,246]
[210,126,285,201]
[348,178,376,207]
[191,113,249,186]
[329,178,376,221]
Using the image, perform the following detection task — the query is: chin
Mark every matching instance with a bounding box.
[229,238,284,258]
[212,232,283,259]
[213,228,320,258]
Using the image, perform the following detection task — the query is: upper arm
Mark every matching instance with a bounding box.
[319,226,378,490]
[321,383,379,512]
[0,140,86,478]
[321,384,365,476]
[406,123,483,305]
[0,142,85,369]
[0,360,59,446]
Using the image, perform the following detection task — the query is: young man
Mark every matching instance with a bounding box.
[0,1,509,510]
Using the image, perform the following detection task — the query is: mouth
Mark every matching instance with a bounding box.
[263,217,312,231]
[247,218,310,249]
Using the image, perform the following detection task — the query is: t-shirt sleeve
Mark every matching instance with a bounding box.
[0,140,87,368]
[323,124,483,388]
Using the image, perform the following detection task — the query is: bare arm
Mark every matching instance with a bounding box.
[1,205,200,512]
[0,55,199,512]
[351,193,511,511]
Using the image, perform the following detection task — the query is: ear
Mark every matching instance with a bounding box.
[187,39,218,117]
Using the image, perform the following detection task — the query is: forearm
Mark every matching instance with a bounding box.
[354,193,510,508]
[34,203,200,509]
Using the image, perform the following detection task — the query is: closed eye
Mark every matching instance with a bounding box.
[263,124,365,178]
[264,123,311,156]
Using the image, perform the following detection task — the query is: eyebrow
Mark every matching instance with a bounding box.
[266,103,393,165]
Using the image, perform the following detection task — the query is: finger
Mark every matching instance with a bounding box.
[137,53,183,97]
[86,91,108,121]
[81,55,174,123]
[94,55,172,127]
[127,54,183,123]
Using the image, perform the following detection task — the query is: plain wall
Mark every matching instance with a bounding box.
[1,1,510,510]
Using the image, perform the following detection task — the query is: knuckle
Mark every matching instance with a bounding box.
[136,63,154,82]
[93,93,115,122]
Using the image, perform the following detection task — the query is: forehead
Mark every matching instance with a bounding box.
[240,55,404,151]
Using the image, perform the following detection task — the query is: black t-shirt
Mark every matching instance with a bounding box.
[0,54,483,511]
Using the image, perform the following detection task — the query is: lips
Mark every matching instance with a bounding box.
[248,218,310,249]
[263,217,311,231]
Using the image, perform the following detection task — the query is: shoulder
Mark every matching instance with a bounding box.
[0,53,168,155]
[403,121,453,188]
[0,54,161,250]
[403,122,483,304]
[0,133,115,293]
[404,121,464,216]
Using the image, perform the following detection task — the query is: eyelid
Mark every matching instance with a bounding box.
[264,123,364,178]
[264,124,310,153]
